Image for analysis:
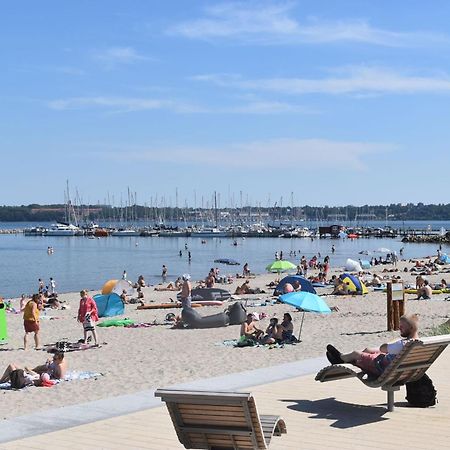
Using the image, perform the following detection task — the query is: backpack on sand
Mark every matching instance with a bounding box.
[10,369,27,389]
[405,373,437,407]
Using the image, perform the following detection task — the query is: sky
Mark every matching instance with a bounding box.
[2,0,450,207]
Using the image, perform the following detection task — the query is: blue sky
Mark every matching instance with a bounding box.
[2,0,450,207]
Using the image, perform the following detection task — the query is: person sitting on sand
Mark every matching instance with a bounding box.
[325,314,419,376]
[416,280,432,300]
[331,281,350,295]
[205,273,215,288]
[77,290,99,346]
[366,274,382,287]
[32,351,67,380]
[261,317,281,344]
[279,313,294,342]
[292,280,302,292]
[438,279,449,289]
[240,313,263,340]
[120,289,129,304]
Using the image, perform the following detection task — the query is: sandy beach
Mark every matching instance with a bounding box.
[1,257,450,420]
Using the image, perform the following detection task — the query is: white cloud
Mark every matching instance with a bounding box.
[168,2,449,47]
[194,67,450,95]
[107,138,396,170]
[47,96,202,113]
[47,96,313,115]
[93,47,149,67]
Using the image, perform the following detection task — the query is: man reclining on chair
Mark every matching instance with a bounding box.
[326,314,419,377]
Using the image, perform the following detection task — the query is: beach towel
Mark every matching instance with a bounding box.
[98,319,135,327]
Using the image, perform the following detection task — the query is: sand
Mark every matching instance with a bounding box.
[1,258,450,420]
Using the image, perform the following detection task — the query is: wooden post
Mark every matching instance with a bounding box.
[387,281,405,331]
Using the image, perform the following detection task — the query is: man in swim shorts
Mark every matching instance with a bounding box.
[326,314,419,376]
[23,294,41,350]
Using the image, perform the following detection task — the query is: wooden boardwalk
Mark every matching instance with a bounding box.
[4,351,450,449]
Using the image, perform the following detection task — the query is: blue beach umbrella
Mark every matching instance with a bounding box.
[279,291,332,341]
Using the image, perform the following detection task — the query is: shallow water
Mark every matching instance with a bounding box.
[0,223,448,298]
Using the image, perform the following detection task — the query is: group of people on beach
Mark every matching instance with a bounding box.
[240,312,295,345]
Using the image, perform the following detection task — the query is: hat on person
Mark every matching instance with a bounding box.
[182,274,191,281]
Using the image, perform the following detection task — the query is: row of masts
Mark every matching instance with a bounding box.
[61,182,392,228]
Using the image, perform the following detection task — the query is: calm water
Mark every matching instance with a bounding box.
[0,221,449,298]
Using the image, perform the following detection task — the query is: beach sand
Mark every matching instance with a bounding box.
[1,258,450,419]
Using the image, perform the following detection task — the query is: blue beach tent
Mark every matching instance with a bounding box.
[93,293,124,318]
[273,275,316,296]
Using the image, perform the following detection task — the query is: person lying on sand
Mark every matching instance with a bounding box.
[1,351,67,385]
[0,364,40,386]
[235,280,265,295]
[240,313,263,340]
[325,314,419,376]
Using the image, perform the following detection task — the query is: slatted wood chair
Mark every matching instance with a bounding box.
[154,389,287,449]
[315,334,450,411]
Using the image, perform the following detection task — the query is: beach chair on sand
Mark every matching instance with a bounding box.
[315,334,450,411]
[154,389,287,449]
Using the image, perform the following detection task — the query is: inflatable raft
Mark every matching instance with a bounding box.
[177,288,231,302]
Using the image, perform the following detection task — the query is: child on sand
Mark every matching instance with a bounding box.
[77,290,99,346]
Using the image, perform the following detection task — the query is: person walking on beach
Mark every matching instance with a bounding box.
[326,314,419,376]
[23,294,41,350]
[180,274,192,309]
[49,277,56,295]
[77,290,99,346]
[38,278,44,294]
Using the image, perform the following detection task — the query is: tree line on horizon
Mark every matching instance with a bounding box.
[0,203,449,222]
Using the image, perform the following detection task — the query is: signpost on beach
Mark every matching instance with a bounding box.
[387,281,405,331]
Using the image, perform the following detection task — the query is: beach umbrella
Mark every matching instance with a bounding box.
[266,260,297,274]
[279,291,331,341]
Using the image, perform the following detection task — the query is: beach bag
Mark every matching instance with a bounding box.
[235,336,256,348]
[405,374,437,407]
[10,369,27,389]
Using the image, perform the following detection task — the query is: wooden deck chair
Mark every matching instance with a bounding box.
[315,334,450,411]
[155,389,287,449]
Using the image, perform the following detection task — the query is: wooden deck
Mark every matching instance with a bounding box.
[4,350,450,449]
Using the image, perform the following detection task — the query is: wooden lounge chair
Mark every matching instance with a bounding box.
[315,334,450,411]
[154,389,287,449]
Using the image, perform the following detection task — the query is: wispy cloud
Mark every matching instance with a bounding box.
[47,96,203,113]
[92,46,150,68]
[106,138,396,170]
[46,96,313,115]
[194,67,450,95]
[168,2,449,47]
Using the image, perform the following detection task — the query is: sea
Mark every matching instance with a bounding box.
[0,221,449,298]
